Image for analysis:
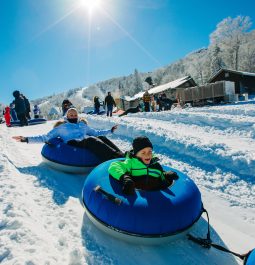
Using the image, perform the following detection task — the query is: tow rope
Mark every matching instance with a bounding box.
[187,207,254,264]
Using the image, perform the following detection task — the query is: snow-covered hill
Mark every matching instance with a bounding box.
[0,102,254,264]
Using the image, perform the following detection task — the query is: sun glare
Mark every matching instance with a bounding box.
[80,0,101,13]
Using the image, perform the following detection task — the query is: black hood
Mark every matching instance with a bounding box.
[13,90,20,98]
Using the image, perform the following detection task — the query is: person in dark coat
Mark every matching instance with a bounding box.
[20,94,31,119]
[119,104,142,117]
[12,90,28,126]
[142,90,151,112]
[161,93,173,111]
[104,92,116,117]
[93,96,101,114]
[61,99,73,116]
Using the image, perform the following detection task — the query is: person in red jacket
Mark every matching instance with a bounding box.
[4,106,11,127]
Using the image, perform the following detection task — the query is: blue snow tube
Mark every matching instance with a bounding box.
[82,159,203,244]
[245,248,255,265]
[41,138,102,173]
[10,118,47,127]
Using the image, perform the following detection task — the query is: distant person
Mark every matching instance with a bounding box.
[13,108,124,162]
[142,90,151,112]
[161,93,173,111]
[20,94,31,119]
[10,102,18,121]
[93,96,101,114]
[150,95,157,112]
[12,90,28,126]
[104,92,116,117]
[33,105,41,119]
[108,136,179,195]
[61,99,73,116]
[4,106,11,127]
[119,104,142,117]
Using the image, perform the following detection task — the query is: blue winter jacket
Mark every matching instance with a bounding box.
[27,121,112,144]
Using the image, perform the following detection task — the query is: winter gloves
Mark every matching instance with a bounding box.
[164,171,179,184]
[120,171,179,195]
[20,137,28,143]
[121,175,135,195]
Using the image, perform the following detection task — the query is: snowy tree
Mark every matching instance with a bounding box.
[208,44,225,74]
[133,69,143,94]
[210,16,252,70]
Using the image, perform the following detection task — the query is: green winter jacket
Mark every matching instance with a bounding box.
[108,153,167,190]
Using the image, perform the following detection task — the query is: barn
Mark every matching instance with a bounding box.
[208,68,255,94]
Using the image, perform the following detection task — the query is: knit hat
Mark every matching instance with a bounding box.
[132,136,153,154]
[65,107,78,117]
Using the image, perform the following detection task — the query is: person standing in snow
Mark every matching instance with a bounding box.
[33,105,41,119]
[93,96,101,114]
[12,90,28,126]
[20,94,31,119]
[13,108,124,162]
[4,106,11,127]
[104,92,116,117]
[108,136,179,195]
[142,90,151,112]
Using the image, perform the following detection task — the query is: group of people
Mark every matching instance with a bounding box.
[93,92,117,117]
[3,91,41,127]
[142,91,173,112]
[13,107,178,195]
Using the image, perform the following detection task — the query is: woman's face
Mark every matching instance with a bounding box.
[67,109,78,119]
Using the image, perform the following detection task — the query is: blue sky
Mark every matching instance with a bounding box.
[1,0,255,104]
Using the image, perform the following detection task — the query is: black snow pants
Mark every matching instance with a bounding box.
[68,136,124,162]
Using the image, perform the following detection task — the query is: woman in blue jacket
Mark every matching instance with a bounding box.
[13,108,124,161]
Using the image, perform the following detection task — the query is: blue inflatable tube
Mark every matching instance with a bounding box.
[82,159,203,244]
[11,118,47,127]
[245,248,255,265]
[41,138,102,173]
[87,110,106,115]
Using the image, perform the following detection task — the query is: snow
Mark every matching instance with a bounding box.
[1,102,255,264]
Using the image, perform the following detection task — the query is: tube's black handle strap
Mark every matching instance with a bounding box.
[187,206,252,261]
[94,185,122,205]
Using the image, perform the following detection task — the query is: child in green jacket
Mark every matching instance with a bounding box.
[108,136,179,195]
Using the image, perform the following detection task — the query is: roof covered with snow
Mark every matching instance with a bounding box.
[123,76,194,101]
[208,68,255,82]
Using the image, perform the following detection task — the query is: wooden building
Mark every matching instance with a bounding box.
[208,68,255,94]
[117,76,197,110]
[177,81,236,106]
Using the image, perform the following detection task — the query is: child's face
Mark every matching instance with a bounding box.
[136,147,153,165]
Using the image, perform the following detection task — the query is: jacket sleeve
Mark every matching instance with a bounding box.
[86,125,111,137]
[27,127,59,143]
[108,159,132,180]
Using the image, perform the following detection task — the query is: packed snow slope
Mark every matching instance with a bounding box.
[0,102,255,265]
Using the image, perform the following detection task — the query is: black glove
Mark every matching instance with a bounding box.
[21,137,28,143]
[164,171,179,183]
[121,175,135,195]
